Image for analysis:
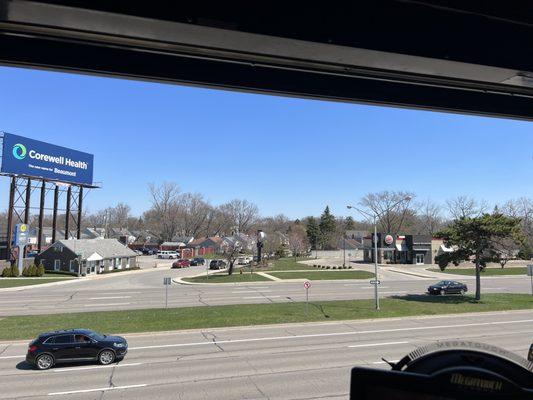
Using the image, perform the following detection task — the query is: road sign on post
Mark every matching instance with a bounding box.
[304,281,311,315]
[14,223,29,276]
[164,277,171,308]
[527,264,533,296]
[369,280,381,285]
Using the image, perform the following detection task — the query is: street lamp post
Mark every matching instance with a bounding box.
[347,196,411,311]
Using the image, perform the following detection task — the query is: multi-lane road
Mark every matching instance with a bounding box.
[0,263,530,316]
[0,310,531,399]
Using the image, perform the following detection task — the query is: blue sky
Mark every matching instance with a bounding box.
[0,66,531,219]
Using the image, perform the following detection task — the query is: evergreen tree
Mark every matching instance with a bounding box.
[319,206,336,249]
[344,216,356,231]
[306,217,321,251]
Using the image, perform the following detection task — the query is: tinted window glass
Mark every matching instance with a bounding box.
[54,335,73,344]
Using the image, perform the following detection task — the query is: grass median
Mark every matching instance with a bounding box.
[0,278,75,288]
[267,270,374,280]
[0,293,530,341]
[183,273,272,283]
[428,267,527,276]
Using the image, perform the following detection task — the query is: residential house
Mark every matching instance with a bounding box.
[35,238,137,276]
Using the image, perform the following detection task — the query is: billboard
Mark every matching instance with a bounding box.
[1,133,94,185]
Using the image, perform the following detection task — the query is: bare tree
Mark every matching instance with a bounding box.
[446,195,487,220]
[145,182,181,241]
[360,191,415,235]
[288,223,308,257]
[109,203,131,229]
[502,197,533,249]
[223,241,242,275]
[218,199,259,233]
[418,199,443,236]
[177,193,211,237]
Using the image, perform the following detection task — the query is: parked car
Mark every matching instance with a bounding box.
[171,259,190,268]
[133,249,143,255]
[190,258,205,266]
[26,329,128,370]
[428,280,468,295]
[140,248,156,255]
[157,250,179,259]
[237,257,248,265]
[209,259,227,270]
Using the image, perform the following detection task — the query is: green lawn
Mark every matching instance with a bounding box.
[183,273,272,283]
[428,267,527,276]
[267,270,374,280]
[0,278,74,288]
[0,294,530,341]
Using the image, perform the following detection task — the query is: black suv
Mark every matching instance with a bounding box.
[26,329,128,370]
[190,257,205,266]
[209,259,227,270]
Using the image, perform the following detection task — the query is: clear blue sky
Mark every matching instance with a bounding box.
[0,66,531,219]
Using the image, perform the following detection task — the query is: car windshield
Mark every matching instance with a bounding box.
[1,7,532,399]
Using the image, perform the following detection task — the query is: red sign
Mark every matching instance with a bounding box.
[384,234,394,245]
[304,281,311,289]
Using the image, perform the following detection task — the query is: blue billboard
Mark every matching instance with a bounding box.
[1,133,94,185]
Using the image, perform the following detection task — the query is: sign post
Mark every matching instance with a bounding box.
[527,264,533,296]
[13,223,29,276]
[163,277,171,308]
[304,281,311,315]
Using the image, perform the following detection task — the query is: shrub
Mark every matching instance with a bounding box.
[326,266,330,269]
[11,265,19,277]
[348,266,353,269]
[37,262,45,277]
[28,264,38,277]
[2,266,12,277]
[313,264,317,268]
[22,266,30,277]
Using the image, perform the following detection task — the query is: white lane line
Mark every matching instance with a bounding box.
[51,363,141,372]
[89,296,132,300]
[48,384,147,396]
[128,318,533,351]
[348,341,409,348]
[242,296,281,299]
[380,291,409,294]
[83,302,131,307]
[0,355,25,359]
[372,359,400,365]
[231,291,271,294]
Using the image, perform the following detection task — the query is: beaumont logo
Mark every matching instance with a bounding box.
[12,143,27,160]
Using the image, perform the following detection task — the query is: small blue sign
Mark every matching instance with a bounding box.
[13,223,29,247]
[1,133,94,185]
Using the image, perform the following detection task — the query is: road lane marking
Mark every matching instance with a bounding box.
[83,302,131,307]
[232,291,271,293]
[48,384,147,396]
[51,363,141,372]
[348,341,409,348]
[0,355,26,359]
[372,359,400,364]
[89,296,132,300]
[380,291,409,294]
[128,318,533,350]
[243,296,280,299]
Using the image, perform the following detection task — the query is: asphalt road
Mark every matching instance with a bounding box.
[0,263,530,316]
[0,310,531,399]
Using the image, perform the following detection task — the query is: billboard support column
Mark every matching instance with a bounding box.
[77,186,83,239]
[5,177,16,261]
[37,180,45,252]
[65,185,71,239]
[52,185,58,244]
[24,178,31,224]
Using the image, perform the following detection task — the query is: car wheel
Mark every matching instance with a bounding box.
[36,354,54,370]
[98,349,116,365]
[158,256,162,259]
[460,289,466,295]
[440,289,445,295]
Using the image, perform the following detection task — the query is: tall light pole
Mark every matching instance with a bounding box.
[347,195,411,310]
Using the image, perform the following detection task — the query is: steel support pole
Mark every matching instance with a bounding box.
[37,180,45,252]
[24,178,31,224]
[77,186,83,239]
[5,177,16,260]
[65,186,71,239]
[373,216,380,311]
[52,185,59,244]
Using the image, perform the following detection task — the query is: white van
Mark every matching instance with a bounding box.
[157,250,179,259]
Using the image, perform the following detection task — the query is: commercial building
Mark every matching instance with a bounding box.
[363,234,452,265]
[35,238,137,276]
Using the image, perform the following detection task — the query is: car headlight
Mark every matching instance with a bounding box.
[113,342,126,348]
